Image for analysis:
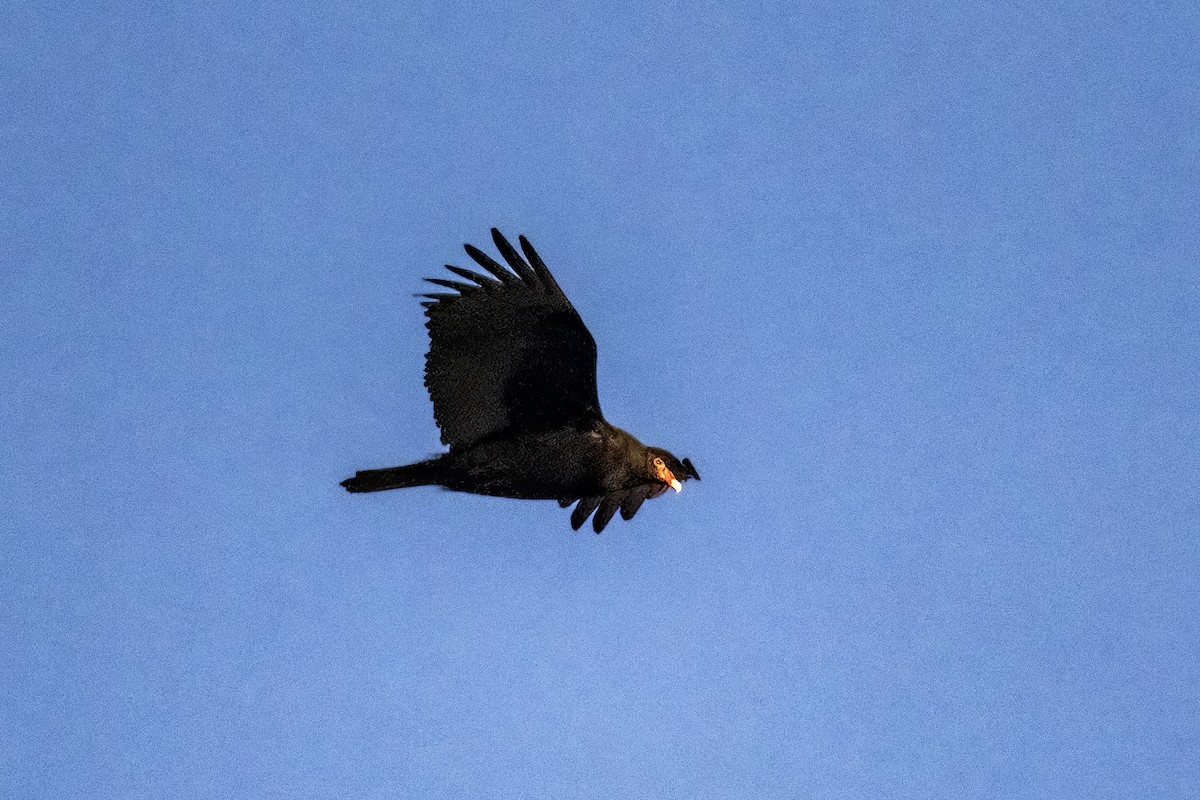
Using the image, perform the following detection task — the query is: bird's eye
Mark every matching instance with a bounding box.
[653,457,664,467]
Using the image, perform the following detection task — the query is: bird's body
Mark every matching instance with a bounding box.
[341,229,697,532]
[436,419,628,500]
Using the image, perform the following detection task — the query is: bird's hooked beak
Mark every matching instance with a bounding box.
[655,461,683,493]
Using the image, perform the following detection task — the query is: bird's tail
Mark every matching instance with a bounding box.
[340,459,443,493]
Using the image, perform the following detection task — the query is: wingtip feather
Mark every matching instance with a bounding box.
[492,229,538,284]
[464,243,516,283]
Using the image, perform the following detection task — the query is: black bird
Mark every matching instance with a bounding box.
[340,229,699,533]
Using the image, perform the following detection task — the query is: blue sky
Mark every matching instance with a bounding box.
[3,2,1197,797]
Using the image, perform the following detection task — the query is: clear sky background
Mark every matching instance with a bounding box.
[3,2,1197,798]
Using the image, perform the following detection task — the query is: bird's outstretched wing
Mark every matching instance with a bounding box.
[421,229,601,450]
[564,483,669,533]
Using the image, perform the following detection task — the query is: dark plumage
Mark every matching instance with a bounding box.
[340,229,698,533]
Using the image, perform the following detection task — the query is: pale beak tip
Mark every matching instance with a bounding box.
[670,479,682,493]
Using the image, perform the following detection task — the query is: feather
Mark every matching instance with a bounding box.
[491,228,538,285]
[519,235,562,296]
[464,243,517,284]
[571,496,601,530]
[619,487,650,520]
[424,277,475,294]
[593,496,620,533]
[445,264,500,288]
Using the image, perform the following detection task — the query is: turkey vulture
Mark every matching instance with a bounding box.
[340,229,699,533]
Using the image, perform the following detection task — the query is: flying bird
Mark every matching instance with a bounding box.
[340,229,699,533]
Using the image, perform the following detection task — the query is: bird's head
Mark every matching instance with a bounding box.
[644,448,700,494]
